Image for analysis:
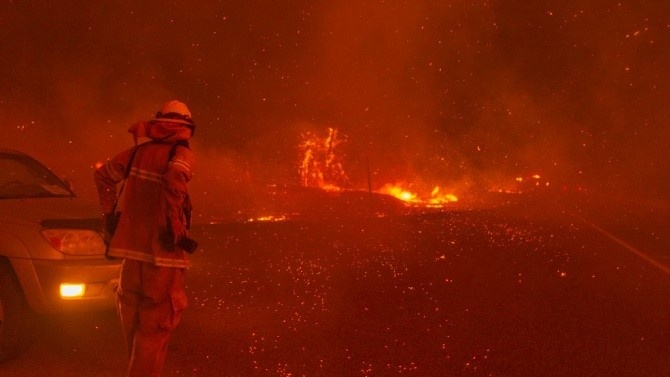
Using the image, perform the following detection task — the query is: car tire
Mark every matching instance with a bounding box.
[0,261,35,362]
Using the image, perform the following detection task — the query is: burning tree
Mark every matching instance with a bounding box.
[298,128,349,189]
[298,127,458,207]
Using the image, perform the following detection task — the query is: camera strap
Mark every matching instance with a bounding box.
[112,145,140,215]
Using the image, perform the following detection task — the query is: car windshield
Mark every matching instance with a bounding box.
[0,152,74,199]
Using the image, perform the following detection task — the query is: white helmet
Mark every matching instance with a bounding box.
[154,100,196,134]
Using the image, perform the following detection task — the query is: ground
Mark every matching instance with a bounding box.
[1,192,668,376]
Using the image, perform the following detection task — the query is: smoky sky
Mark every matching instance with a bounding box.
[1,0,668,212]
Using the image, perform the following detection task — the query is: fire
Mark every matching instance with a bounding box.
[247,215,287,223]
[379,184,458,207]
[379,185,417,202]
[298,128,348,188]
[298,128,458,209]
[428,186,459,205]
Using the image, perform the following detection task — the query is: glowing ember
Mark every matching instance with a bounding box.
[248,215,288,223]
[498,174,550,193]
[318,183,343,192]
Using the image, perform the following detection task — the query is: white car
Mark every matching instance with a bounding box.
[0,148,120,361]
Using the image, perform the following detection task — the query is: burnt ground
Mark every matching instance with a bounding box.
[2,192,669,376]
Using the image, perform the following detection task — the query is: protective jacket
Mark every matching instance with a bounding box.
[94,121,195,268]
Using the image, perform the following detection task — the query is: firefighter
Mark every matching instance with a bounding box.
[94,100,197,377]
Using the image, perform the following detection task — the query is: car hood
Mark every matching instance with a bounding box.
[0,197,101,226]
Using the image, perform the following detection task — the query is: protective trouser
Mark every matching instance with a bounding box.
[117,259,188,377]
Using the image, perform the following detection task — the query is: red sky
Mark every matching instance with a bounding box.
[1,0,668,207]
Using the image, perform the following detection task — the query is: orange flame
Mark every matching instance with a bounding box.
[248,215,287,223]
[298,128,458,208]
[298,128,348,188]
[379,184,458,207]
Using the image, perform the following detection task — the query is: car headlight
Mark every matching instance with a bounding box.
[60,283,86,298]
[42,229,107,256]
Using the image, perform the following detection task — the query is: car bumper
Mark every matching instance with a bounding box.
[14,257,121,313]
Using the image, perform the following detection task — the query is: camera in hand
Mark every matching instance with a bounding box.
[178,236,199,254]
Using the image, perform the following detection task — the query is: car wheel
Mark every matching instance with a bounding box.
[0,263,35,362]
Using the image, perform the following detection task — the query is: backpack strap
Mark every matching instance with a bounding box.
[122,145,140,180]
[111,145,140,215]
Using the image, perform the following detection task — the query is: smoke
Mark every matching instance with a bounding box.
[1,0,668,219]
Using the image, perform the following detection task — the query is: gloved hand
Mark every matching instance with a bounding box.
[177,236,199,254]
[161,217,198,253]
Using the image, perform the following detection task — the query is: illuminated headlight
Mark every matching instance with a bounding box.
[60,283,86,298]
[42,229,106,256]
